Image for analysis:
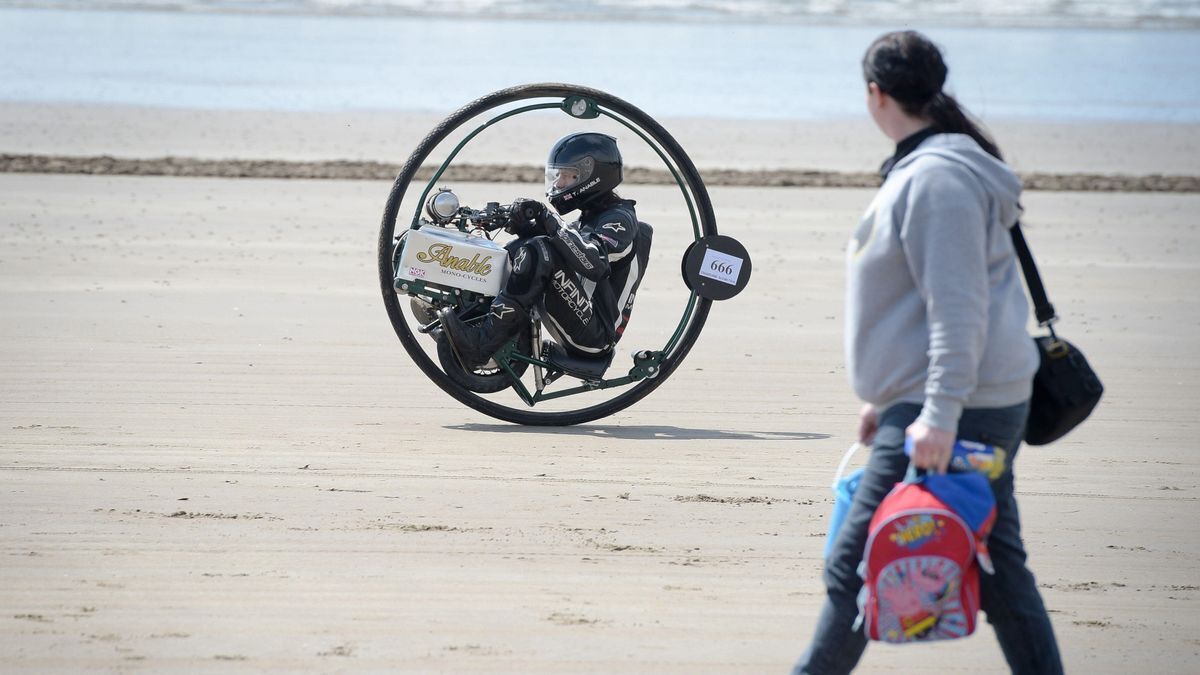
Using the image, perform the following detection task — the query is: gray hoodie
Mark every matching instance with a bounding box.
[845,133,1039,432]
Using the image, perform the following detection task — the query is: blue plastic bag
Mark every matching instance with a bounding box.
[824,443,865,559]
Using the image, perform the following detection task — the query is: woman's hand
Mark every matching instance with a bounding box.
[905,420,955,474]
[857,403,879,444]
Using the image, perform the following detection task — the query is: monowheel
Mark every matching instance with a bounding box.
[378,83,747,425]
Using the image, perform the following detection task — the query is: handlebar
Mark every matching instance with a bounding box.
[466,202,514,231]
[423,189,544,234]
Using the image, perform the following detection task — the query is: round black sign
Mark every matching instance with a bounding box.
[681,235,752,301]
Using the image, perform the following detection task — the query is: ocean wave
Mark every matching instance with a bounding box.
[4,0,1199,28]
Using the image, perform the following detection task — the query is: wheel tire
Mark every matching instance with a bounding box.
[379,83,715,426]
[436,334,531,394]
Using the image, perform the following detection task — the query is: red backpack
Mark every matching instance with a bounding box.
[856,471,997,643]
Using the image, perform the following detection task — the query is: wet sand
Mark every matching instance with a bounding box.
[1,105,1199,672]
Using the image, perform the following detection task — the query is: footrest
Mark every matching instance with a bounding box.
[541,341,613,381]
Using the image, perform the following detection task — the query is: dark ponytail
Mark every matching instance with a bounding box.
[863,31,1002,161]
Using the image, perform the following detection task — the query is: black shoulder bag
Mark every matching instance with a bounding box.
[1011,223,1104,445]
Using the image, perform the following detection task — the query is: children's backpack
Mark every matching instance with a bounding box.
[856,470,997,643]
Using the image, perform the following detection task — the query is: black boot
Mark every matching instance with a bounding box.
[439,295,529,370]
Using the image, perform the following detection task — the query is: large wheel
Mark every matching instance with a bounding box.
[378,83,716,425]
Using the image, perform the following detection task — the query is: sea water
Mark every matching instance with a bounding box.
[1,2,1198,122]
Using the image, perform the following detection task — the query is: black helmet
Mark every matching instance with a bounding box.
[544,132,623,215]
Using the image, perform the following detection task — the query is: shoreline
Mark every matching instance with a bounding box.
[3,153,1198,193]
[6,4,1199,30]
[3,102,1199,178]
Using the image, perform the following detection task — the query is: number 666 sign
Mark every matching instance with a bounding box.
[682,235,752,301]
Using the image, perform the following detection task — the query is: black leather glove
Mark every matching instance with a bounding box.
[506,198,553,238]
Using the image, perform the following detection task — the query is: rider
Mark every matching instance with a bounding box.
[440,132,651,370]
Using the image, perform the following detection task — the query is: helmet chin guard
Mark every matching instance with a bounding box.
[545,132,623,215]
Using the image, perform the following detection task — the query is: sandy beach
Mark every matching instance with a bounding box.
[4,101,1200,176]
[2,103,1199,673]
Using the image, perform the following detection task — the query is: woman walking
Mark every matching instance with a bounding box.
[791,31,1064,674]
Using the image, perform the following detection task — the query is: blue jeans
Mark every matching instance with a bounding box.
[792,401,1063,674]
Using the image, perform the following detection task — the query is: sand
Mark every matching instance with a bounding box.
[1,104,1199,673]
[3,101,1200,176]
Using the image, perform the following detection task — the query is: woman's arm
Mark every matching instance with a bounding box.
[899,160,991,455]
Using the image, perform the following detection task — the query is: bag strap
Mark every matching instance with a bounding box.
[1010,222,1059,331]
[832,442,863,489]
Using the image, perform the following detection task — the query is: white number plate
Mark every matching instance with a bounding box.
[699,248,743,286]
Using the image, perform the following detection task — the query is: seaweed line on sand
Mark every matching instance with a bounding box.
[2,154,1197,193]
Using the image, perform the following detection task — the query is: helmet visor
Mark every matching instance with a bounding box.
[545,156,595,196]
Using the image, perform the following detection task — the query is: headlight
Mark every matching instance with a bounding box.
[425,188,460,223]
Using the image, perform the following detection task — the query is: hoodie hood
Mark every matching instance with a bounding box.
[892,133,1023,230]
